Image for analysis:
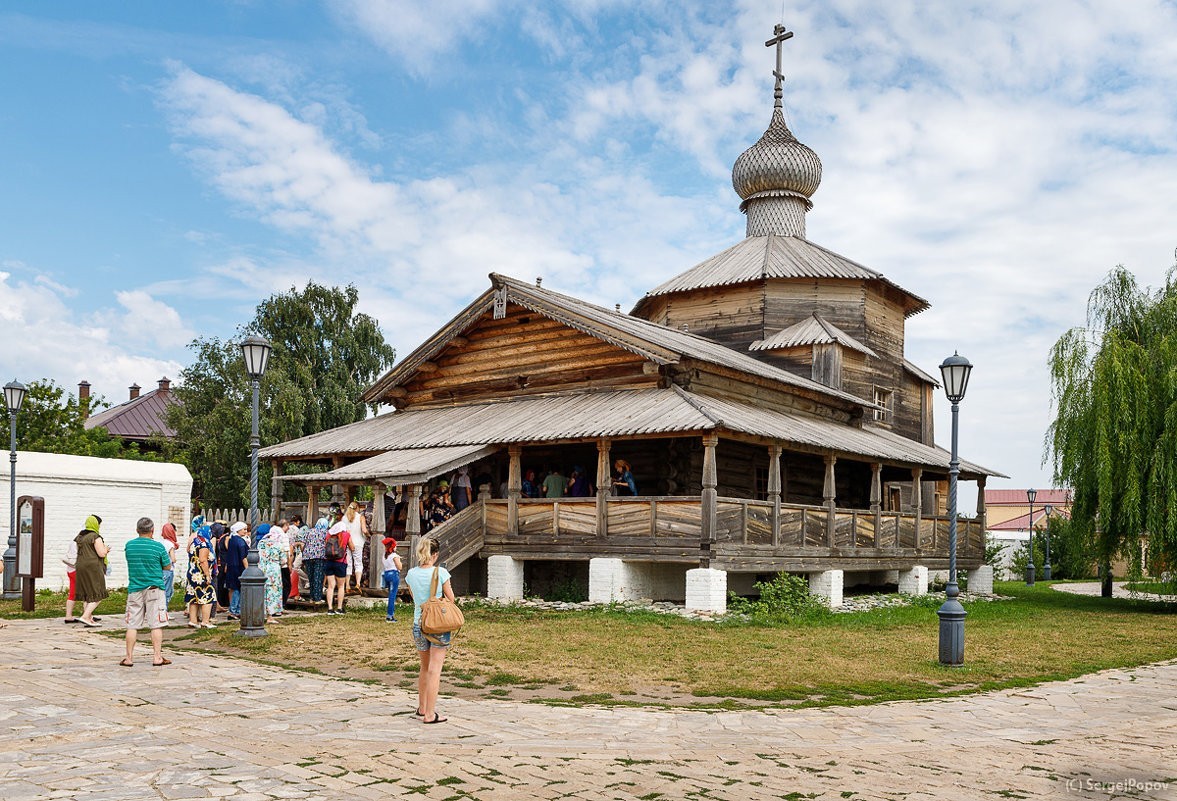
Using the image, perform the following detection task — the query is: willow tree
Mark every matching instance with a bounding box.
[1047,265,1177,575]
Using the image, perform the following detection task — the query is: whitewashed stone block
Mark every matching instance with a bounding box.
[685,568,727,613]
[898,565,929,596]
[808,569,844,608]
[967,565,994,595]
[487,555,524,601]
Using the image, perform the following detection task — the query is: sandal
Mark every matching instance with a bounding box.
[415,708,425,717]
[118,658,133,667]
[152,658,172,667]
[80,619,101,628]
[423,713,447,724]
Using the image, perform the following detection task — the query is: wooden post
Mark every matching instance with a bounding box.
[823,454,837,547]
[700,434,719,567]
[870,462,882,543]
[331,456,345,504]
[270,459,283,518]
[368,487,386,589]
[767,444,782,546]
[596,438,611,539]
[307,484,320,525]
[406,483,423,569]
[974,476,987,558]
[507,445,522,535]
[912,467,924,549]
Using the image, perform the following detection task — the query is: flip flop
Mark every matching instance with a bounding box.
[415,708,425,717]
[152,658,172,667]
[80,619,101,628]
[423,713,447,724]
[118,658,133,667]
[64,619,79,624]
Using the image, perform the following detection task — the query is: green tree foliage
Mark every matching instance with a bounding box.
[12,380,156,460]
[1047,265,1177,573]
[167,283,395,507]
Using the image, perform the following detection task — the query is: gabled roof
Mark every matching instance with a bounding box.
[631,234,930,317]
[262,386,1003,479]
[903,359,940,387]
[362,273,875,410]
[84,385,178,441]
[750,313,878,357]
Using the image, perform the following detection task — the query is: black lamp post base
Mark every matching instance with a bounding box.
[1025,564,1036,586]
[937,595,967,666]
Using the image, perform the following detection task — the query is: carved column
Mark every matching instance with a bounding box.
[870,462,882,542]
[270,459,283,519]
[596,438,611,538]
[973,476,987,558]
[700,434,719,567]
[367,487,386,588]
[912,467,924,549]
[306,484,319,526]
[405,483,423,569]
[507,445,522,535]
[767,444,782,546]
[823,454,837,547]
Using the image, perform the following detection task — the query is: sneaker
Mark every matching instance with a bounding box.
[386,616,396,622]
[202,623,218,629]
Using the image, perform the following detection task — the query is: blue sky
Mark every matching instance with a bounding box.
[2,0,1176,501]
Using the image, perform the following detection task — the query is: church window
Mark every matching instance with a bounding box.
[873,388,893,422]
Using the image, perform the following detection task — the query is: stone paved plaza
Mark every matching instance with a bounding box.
[1,618,1174,800]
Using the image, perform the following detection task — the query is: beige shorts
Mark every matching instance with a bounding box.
[125,587,169,630]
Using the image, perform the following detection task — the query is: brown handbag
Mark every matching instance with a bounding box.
[418,567,464,640]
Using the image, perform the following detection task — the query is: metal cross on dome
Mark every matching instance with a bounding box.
[765,22,794,109]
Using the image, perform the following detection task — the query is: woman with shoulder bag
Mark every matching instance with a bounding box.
[405,537,456,724]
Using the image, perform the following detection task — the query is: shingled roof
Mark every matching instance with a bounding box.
[631,234,930,318]
[750,313,878,357]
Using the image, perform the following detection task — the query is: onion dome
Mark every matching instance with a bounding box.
[732,107,822,202]
[732,25,822,239]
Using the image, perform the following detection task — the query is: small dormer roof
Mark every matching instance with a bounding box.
[750,313,878,358]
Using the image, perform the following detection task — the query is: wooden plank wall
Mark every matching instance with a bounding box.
[400,305,658,407]
[639,284,765,350]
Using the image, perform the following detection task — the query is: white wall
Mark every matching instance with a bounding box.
[0,451,192,590]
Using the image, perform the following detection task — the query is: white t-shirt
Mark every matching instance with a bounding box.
[382,551,402,572]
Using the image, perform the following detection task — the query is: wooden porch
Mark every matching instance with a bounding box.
[430,495,986,573]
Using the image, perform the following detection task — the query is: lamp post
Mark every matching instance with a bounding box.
[937,352,972,666]
[1025,488,1037,585]
[3,380,27,599]
[1042,503,1053,580]
[237,335,272,638]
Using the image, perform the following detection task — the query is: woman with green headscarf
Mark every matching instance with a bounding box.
[74,514,109,626]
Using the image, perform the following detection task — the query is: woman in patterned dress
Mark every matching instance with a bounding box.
[256,525,284,623]
[185,525,216,629]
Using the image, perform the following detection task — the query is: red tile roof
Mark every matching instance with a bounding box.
[984,488,1072,505]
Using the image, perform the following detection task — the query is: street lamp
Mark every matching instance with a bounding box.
[1042,503,1053,580]
[3,380,26,599]
[238,335,272,638]
[937,352,972,666]
[1025,487,1037,585]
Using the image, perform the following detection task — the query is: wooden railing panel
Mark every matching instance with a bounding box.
[779,508,804,547]
[426,501,485,568]
[715,501,745,543]
[653,501,704,538]
[855,515,876,548]
[803,510,826,547]
[877,513,898,548]
[833,513,856,547]
[553,500,597,536]
[608,502,652,537]
[517,503,554,535]
[745,504,773,545]
[898,517,917,548]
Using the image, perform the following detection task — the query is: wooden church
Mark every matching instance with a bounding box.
[262,25,1001,609]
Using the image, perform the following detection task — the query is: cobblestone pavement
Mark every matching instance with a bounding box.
[1054,581,1177,603]
[1,619,1175,801]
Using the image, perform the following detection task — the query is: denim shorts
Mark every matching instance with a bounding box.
[324,561,347,578]
[412,622,451,651]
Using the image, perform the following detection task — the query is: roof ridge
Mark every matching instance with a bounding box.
[671,385,723,427]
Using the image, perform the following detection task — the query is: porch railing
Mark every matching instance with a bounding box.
[478,496,983,561]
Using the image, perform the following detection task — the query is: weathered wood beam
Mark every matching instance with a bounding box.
[418,361,439,373]
[507,445,522,535]
[405,483,423,569]
[823,454,837,547]
[700,434,719,567]
[912,467,924,550]
[768,444,782,547]
[596,438,611,539]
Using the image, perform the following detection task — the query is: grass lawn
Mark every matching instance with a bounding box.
[129,580,1177,710]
